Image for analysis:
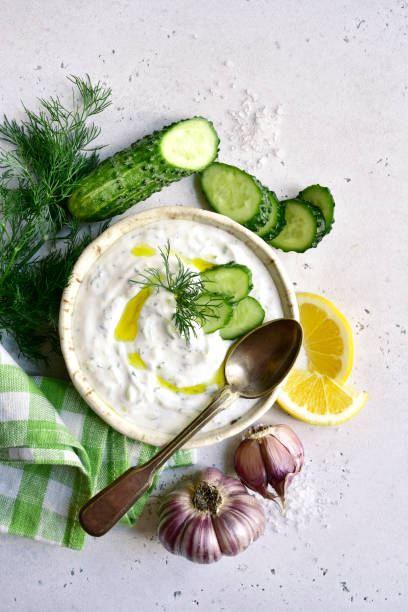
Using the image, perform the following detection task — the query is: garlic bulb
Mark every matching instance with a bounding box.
[158,467,266,564]
[234,424,304,508]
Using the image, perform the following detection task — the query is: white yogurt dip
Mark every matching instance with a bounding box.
[71,219,283,435]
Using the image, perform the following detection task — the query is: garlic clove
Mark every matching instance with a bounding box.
[158,489,196,553]
[227,495,266,538]
[270,424,304,473]
[234,438,269,497]
[212,510,249,556]
[234,424,304,507]
[260,434,297,504]
[213,505,253,555]
[178,513,222,564]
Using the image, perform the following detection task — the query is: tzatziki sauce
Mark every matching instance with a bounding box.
[72,219,283,435]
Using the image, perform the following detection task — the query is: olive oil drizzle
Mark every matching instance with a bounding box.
[114,287,152,341]
[131,244,157,257]
[127,352,147,369]
[131,242,215,272]
[156,363,225,396]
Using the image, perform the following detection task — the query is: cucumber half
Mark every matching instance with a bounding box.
[195,293,233,334]
[200,263,253,302]
[298,184,335,234]
[200,162,272,231]
[68,117,219,221]
[220,296,265,340]
[268,198,326,253]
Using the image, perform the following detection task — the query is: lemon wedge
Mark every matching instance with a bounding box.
[277,368,368,425]
[296,292,354,383]
[277,292,368,425]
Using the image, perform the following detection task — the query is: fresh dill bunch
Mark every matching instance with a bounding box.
[0,75,112,361]
[131,241,222,343]
[0,74,111,280]
[0,228,105,361]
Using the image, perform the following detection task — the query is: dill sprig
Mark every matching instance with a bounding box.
[0,75,112,361]
[131,241,222,343]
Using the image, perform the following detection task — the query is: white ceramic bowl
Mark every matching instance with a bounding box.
[59,206,298,448]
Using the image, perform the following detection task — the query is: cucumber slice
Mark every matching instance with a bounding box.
[201,263,253,302]
[220,297,265,340]
[255,190,286,240]
[200,163,262,225]
[68,117,219,221]
[200,162,273,231]
[298,184,335,234]
[195,293,233,334]
[268,198,326,253]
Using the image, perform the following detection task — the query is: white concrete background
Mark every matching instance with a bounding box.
[0,1,407,610]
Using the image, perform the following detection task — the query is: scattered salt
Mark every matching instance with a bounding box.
[222,90,283,170]
[258,457,347,536]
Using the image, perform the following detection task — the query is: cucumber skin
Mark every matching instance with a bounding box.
[298,184,335,235]
[307,199,326,245]
[243,175,272,232]
[68,117,219,221]
[255,191,286,240]
[269,198,326,253]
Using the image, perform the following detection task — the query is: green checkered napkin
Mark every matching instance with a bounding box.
[0,345,194,550]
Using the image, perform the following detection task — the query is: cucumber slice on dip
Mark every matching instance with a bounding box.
[195,293,233,334]
[200,263,253,303]
[220,296,265,340]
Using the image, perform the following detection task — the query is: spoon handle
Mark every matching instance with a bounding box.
[79,385,239,537]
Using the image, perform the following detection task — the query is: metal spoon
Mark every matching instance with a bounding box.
[79,318,302,537]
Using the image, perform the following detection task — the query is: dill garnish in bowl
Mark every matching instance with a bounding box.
[131,241,224,343]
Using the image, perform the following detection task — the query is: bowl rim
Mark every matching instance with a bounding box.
[59,206,298,448]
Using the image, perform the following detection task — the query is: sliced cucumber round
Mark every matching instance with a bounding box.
[195,293,233,334]
[160,117,219,171]
[255,190,286,240]
[268,198,326,253]
[200,263,253,303]
[220,296,265,340]
[298,184,335,235]
[200,162,263,225]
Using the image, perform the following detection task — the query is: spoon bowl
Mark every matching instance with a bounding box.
[79,318,303,537]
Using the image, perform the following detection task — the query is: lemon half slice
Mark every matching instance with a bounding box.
[296,292,354,383]
[277,292,367,425]
[278,368,368,426]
